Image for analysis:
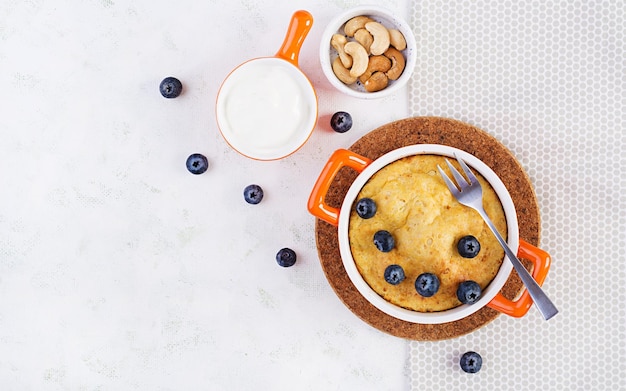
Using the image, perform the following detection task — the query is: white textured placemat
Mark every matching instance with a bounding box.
[408,1,625,390]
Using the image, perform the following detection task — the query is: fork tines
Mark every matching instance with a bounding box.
[437,153,479,194]
[437,164,460,195]
[453,153,479,186]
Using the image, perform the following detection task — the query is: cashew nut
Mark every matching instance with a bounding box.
[364,72,389,92]
[358,55,392,84]
[384,47,406,80]
[344,16,374,37]
[331,57,357,85]
[343,41,369,78]
[365,21,390,55]
[388,29,407,51]
[330,34,353,69]
[354,29,374,54]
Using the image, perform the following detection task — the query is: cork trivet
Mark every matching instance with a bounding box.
[315,117,541,341]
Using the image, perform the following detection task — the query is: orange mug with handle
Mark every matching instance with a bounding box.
[216,11,318,161]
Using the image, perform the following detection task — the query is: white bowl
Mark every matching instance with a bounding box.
[336,145,518,324]
[216,57,318,161]
[319,5,417,99]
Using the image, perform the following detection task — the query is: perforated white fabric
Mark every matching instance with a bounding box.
[408,1,625,389]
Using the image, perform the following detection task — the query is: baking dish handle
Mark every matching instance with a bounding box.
[487,239,552,317]
[307,149,373,226]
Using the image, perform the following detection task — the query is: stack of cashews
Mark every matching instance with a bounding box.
[330,16,407,92]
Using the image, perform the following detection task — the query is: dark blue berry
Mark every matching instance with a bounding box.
[276,248,296,267]
[457,280,482,304]
[243,184,264,204]
[457,235,481,258]
[373,230,395,252]
[415,273,440,297]
[384,265,405,285]
[186,153,209,175]
[330,111,353,133]
[159,77,183,98]
[355,198,377,219]
[460,351,483,373]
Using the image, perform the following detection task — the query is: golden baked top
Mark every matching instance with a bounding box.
[348,154,507,312]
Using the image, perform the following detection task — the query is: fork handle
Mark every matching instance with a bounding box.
[477,209,559,320]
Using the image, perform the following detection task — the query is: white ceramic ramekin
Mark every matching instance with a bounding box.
[308,144,552,324]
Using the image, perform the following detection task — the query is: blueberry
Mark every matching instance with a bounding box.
[384,265,405,285]
[243,184,264,204]
[186,153,209,175]
[355,198,377,219]
[159,77,183,98]
[373,230,395,252]
[457,280,482,304]
[276,248,297,267]
[460,351,483,373]
[415,273,440,297]
[457,235,481,258]
[330,111,353,133]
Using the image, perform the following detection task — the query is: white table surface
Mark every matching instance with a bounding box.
[1,0,410,390]
[2,0,625,390]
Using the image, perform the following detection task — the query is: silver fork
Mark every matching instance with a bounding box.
[438,153,559,320]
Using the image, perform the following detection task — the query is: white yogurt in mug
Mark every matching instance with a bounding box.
[216,58,317,160]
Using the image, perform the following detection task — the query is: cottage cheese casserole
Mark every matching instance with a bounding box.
[348,154,507,312]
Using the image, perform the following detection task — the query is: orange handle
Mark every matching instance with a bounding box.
[307,149,373,226]
[275,10,313,67]
[487,239,552,317]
